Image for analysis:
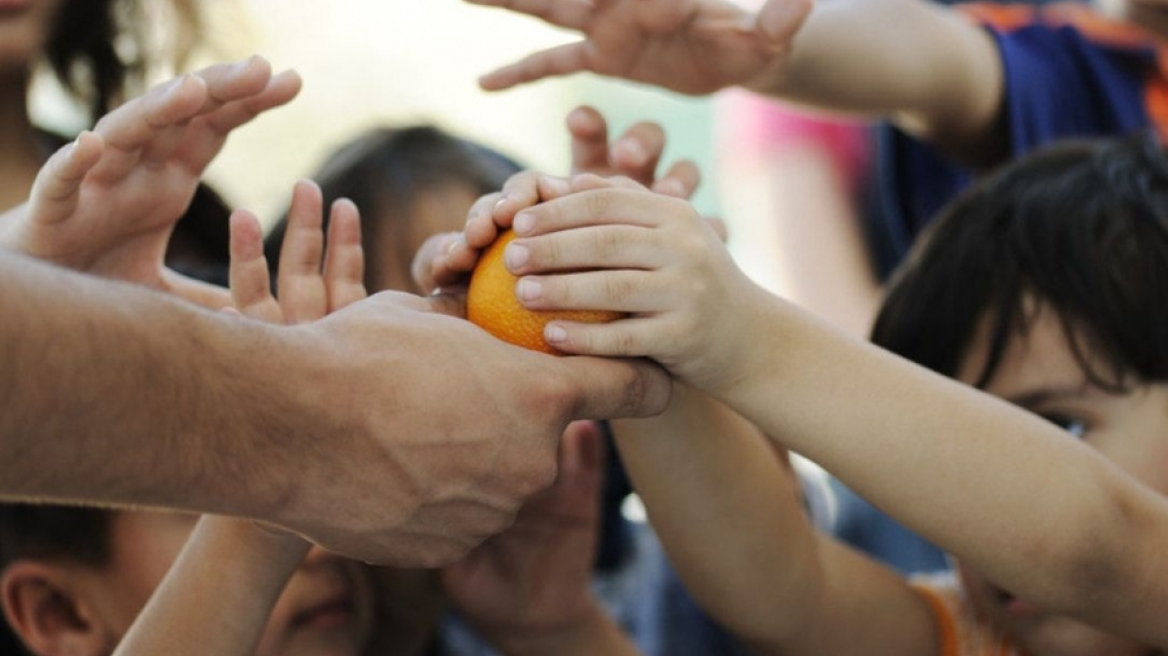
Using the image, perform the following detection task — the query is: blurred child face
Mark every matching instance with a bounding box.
[0,0,64,73]
[954,299,1167,656]
[76,511,375,656]
[368,182,482,294]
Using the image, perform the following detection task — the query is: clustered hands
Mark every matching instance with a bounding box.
[413,104,703,293]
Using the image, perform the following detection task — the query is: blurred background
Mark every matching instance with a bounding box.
[35,0,721,227]
[26,0,847,294]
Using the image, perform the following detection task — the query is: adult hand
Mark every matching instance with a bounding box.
[467,0,812,94]
[266,291,669,565]
[1,56,301,308]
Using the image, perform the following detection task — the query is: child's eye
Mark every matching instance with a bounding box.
[1043,415,1086,438]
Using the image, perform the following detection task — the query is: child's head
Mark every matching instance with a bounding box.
[264,124,523,294]
[0,505,375,656]
[47,0,205,121]
[871,135,1168,655]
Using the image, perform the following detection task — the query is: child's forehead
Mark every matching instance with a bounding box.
[957,299,1091,396]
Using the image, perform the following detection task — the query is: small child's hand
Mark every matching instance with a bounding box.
[411,105,699,295]
[502,173,769,396]
[469,0,812,95]
[2,56,301,308]
[441,420,606,650]
[412,170,563,294]
[567,105,702,199]
[229,180,366,325]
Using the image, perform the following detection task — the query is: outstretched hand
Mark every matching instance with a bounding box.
[467,0,812,94]
[1,56,302,308]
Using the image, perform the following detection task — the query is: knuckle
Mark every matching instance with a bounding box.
[613,328,639,355]
[595,228,624,262]
[584,189,612,218]
[602,273,634,304]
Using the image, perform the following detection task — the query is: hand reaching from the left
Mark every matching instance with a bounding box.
[1,56,301,309]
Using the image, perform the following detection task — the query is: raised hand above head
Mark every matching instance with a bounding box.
[1,55,302,308]
[467,0,812,94]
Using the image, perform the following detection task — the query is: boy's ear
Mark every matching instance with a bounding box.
[1,561,114,656]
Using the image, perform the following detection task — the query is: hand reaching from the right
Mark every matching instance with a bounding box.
[467,0,812,94]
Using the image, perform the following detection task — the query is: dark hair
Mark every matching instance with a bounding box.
[44,0,204,124]
[0,504,113,570]
[264,125,524,291]
[165,183,233,288]
[0,505,114,654]
[871,134,1168,390]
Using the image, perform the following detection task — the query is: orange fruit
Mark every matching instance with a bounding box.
[467,229,623,355]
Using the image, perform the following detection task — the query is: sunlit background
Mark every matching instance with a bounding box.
[201,0,718,224]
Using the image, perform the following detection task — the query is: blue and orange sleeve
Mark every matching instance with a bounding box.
[874,2,1168,262]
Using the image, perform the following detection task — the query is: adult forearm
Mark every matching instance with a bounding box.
[755,0,1002,157]
[0,252,296,516]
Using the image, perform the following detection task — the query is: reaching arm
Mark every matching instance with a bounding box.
[757,0,1004,163]
[500,176,1168,646]
[611,384,937,655]
[469,0,1003,164]
[111,517,309,656]
[0,244,670,565]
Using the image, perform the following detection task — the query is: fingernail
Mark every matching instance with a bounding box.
[658,179,685,197]
[545,324,568,343]
[505,242,529,270]
[444,234,464,256]
[540,176,570,196]
[615,139,648,165]
[513,212,534,235]
[516,278,542,301]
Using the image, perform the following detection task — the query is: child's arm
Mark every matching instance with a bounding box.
[0,56,301,309]
[112,517,310,656]
[112,181,367,656]
[610,384,937,655]
[467,0,1003,164]
[442,420,643,656]
[502,174,1168,646]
